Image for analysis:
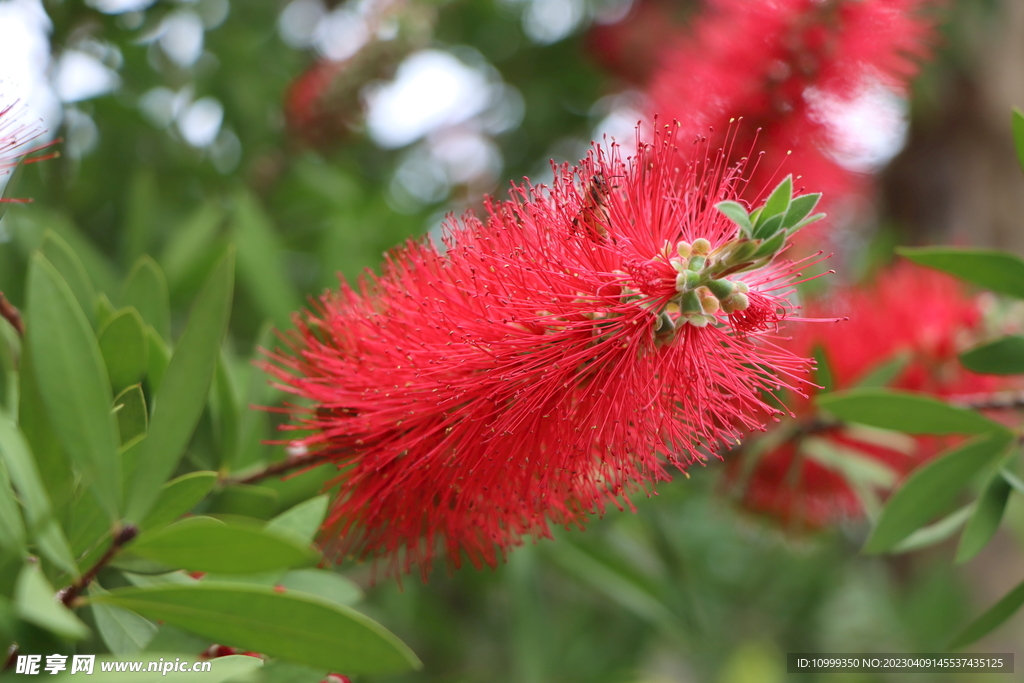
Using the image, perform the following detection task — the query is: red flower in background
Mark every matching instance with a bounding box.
[733,260,1000,528]
[266,125,821,577]
[647,0,943,215]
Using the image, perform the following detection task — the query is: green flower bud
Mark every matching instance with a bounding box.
[691,238,712,256]
[676,240,692,258]
[721,292,750,314]
[707,278,735,299]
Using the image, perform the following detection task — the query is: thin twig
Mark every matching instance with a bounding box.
[58,524,138,607]
[0,292,23,337]
[224,453,318,486]
[948,390,1024,411]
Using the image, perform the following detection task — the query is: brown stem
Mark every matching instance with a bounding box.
[947,390,1024,411]
[224,453,317,486]
[58,524,138,607]
[0,292,23,337]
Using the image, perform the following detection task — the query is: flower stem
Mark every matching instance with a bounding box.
[223,453,317,486]
[58,524,138,607]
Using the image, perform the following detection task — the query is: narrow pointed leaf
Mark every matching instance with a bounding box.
[127,517,319,573]
[864,434,1012,553]
[782,192,821,230]
[90,584,421,673]
[817,389,1010,436]
[949,577,1024,649]
[960,335,1024,375]
[233,191,300,328]
[752,213,784,240]
[0,459,26,553]
[41,231,96,327]
[759,175,792,223]
[99,309,149,392]
[897,247,1024,299]
[955,472,1012,564]
[140,472,218,532]
[27,254,122,517]
[0,409,78,574]
[121,257,171,341]
[278,569,362,606]
[265,495,329,543]
[89,583,158,654]
[714,201,753,236]
[125,251,234,523]
[891,505,972,554]
[113,385,148,449]
[854,352,910,389]
[15,563,89,639]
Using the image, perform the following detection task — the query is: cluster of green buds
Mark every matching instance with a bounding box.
[653,175,823,340]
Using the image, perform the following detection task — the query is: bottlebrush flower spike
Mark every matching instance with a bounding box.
[266,124,821,577]
[648,0,944,213]
[731,260,1002,528]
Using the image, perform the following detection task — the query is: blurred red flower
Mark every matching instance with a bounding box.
[648,0,943,213]
[733,260,1001,528]
[266,125,820,576]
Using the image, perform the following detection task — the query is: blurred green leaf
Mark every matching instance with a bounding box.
[0,398,78,576]
[146,327,170,393]
[864,434,1012,553]
[853,351,911,389]
[114,385,148,450]
[125,251,234,523]
[100,309,149,393]
[891,505,972,554]
[161,201,224,292]
[0,458,27,555]
[897,247,1024,299]
[949,577,1024,649]
[959,335,1024,375]
[800,437,899,489]
[233,320,277,470]
[128,517,319,573]
[232,190,300,328]
[121,257,172,342]
[209,484,279,520]
[14,562,89,640]
[1013,108,1024,174]
[955,471,1012,564]
[50,654,263,682]
[140,472,218,532]
[817,389,1010,436]
[210,355,239,469]
[90,584,421,673]
[41,231,96,327]
[265,495,329,543]
[278,569,362,606]
[27,253,122,518]
[123,170,158,266]
[811,345,833,394]
[89,582,158,655]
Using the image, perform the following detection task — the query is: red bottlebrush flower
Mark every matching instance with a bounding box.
[266,124,820,577]
[732,260,1000,528]
[584,0,692,84]
[647,0,944,213]
[1,102,57,204]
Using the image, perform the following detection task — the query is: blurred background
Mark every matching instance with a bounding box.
[1,0,1024,680]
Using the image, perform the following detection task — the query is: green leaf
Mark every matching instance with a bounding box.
[752,213,784,240]
[0,413,78,575]
[758,175,792,224]
[161,201,224,291]
[960,335,1024,375]
[114,385,148,450]
[26,254,122,518]
[853,351,911,389]
[782,192,821,231]
[125,251,234,523]
[49,654,262,682]
[99,309,149,392]
[209,484,279,519]
[90,583,421,673]
[0,459,27,554]
[714,201,753,237]
[121,257,172,342]
[864,434,1012,553]
[891,505,973,554]
[751,231,785,259]
[41,231,96,327]
[955,470,1012,564]
[1013,108,1024,174]
[800,437,899,489]
[14,562,89,639]
[209,355,239,469]
[278,569,362,606]
[146,326,170,393]
[127,517,319,573]
[811,345,833,393]
[232,190,300,328]
[949,577,1024,649]
[817,389,1010,436]
[140,472,218,532]
[897,247,1024,299]
[265,495,329,543]
[89,583,158,654]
